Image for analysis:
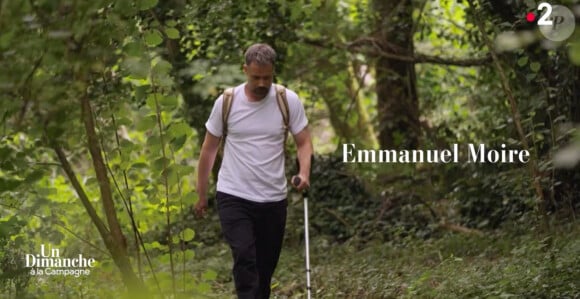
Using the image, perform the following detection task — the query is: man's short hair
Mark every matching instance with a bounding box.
[244,43,276,66]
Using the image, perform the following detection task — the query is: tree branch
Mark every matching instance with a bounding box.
[466,0,546,226]
[79,91,146,293]
[301,37,492,67]
[346,36,492,66]
[439,222,484,236]
[80,93,128,250]
[51,142,111,238]
[16,53,44,129]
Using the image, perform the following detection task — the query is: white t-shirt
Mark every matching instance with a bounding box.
[205,83,308,202]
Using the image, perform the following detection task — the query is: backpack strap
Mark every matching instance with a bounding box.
[219,87,234,156]
[274,84,290,158]
[219,85,290,158]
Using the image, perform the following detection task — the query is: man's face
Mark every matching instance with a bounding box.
[243,62,274,99]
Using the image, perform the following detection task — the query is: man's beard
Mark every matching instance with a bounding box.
[254,86,269,97]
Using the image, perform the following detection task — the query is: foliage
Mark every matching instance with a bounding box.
[273,224,580,298]
[288,154,440,243]
[183,221,580,298]
[0,216,30,297]
[0,0,210,296]
[1,0,579,297]
[413,0,580,229]
[286,154,374,242]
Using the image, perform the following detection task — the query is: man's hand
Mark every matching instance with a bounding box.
[292,127,313,193]
[291,174,310,192]
[194,197,208,218]
[195,132,220,219]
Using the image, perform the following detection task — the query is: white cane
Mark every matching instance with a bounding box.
[303,193,312,299]
[293,176,312,299]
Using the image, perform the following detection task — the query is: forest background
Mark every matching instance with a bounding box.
[1,0,579,298]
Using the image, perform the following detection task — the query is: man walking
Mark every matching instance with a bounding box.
[195,43,313,299]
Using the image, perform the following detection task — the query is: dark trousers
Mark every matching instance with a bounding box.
[216,191,287,299]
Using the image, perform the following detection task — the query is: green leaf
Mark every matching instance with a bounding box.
[165,28,180,39]
[183,250,195,260]
[120,139,137,151]
[148,195,160,204]
[85,176,99,186]
[115,116,133,127]
[111,0,130,16]
[152,59,172,74]
[167,122,191,139]
[159,94,178,108]
[138,0,158,11]
[530,62,541,72]
[0,160,14,171]
[146,93,163,110]
[152,74,173,88]
[0,146,13,160]
[134,85,148,103]
[196,282,211,293]
[170,135,187,151]
[46,123,65,140]
[177,165,195,176]
[124,41,146,57]
[182,228,195,241]
[123,57,150,79]
[144,30,163,47]
[135,114,157,131]
[146,135,161,148]
[131,162,148,169]
[0,178,22,192]
[517,56,528,67]
[202,269,217,281]
[569,43,580,65]
[24,170,45,184]
[153,59,173,75]
[0,217,22,238]
[162,164,179,186]
[182,191,197,205]
[153,157,170,172]
[151,60,174,87]
[0,30,16,50]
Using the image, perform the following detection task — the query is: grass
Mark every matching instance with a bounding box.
[202,222,580,298]
[8,221,580,298]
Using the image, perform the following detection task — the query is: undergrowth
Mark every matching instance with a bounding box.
[202,221,580,298]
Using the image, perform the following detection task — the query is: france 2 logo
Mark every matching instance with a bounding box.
[528,2,576,42]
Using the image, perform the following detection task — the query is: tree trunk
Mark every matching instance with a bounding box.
[373,0,420,150]
[79,95,146,294]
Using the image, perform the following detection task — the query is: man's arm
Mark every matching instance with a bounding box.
[195,131,221,216]
[292,127,313,191]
